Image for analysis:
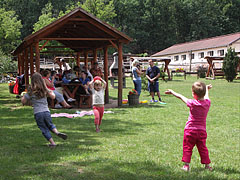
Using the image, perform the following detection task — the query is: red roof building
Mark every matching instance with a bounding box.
[152,32,240,67]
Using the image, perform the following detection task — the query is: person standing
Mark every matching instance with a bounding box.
[132,59,144,95]
[89,76,106,133]
[165,82,213,171]
[146,59,166,104]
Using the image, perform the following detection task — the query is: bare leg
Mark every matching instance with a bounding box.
[49,138,56,145]
[60,100,71,108]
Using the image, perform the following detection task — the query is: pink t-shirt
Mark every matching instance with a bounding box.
[185,99,211,131]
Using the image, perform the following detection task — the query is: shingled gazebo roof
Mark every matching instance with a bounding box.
[13,7,132,55]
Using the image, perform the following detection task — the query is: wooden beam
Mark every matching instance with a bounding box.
[39,40,49,51]
[40,37,116,41]
[103,47,109,103]
[35,41,40,73]
[69,18,88,21]
[109,40,118,49]
[117,42,123,107]
[40,51,75,54]
[39,46,89,49]
[29,45,34,76]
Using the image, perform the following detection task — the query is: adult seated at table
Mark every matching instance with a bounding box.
[90,62,103,78]
[83,65,93,81]
[79,71,91,95]
[42,70,72,109]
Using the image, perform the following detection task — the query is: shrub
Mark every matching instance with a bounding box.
[197,64,207,78]
[222,48,239,82]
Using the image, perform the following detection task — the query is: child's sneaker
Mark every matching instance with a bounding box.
[67,98,76,102]
[55,104,62,109]
[150,99,158,103]
[159,101,166,105]
[96,128,100,133]
[57,132,68,140]
[181,165,190,172]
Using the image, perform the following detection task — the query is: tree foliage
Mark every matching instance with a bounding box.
[0,0,240,55]
[222,47,239,82]
[0,8,22,53]
[0,50,17,75]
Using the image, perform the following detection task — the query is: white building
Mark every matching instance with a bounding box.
[151,32,240,71]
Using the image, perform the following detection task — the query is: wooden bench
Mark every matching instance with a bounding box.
[108,76,126,88]
[79,94,92,108]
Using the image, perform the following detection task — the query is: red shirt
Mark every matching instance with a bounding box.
[42,77,55,90]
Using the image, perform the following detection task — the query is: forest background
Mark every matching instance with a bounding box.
[0,0,240,57]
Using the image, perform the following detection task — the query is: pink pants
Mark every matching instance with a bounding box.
[93,106,104,126]
[182,129,211,164]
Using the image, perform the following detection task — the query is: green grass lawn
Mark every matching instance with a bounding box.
[0,76,239,180]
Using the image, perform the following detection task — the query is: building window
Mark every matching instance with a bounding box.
[174,55,179,61]
[191,53,195,59]
[198,52,204,58]
[218,50,224,56]
[181,55,186,60]
[208,51,214,56]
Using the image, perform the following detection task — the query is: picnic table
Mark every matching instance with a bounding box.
[205,56,225,79]
[61,83,81,99]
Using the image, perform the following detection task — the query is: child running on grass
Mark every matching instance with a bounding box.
[165,81,213,171]
[89,76,106,133]
[21,72,67,147]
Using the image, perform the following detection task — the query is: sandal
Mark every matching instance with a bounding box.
[57,132,68,140]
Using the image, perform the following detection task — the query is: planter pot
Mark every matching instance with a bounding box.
[128,94,139,106]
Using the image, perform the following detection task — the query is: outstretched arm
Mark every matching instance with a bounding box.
[204,84,212,99]
[165,89,189,104]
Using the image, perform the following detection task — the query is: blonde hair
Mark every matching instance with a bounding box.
[192,81,206,99]
[94,80,102,86]
[28,72,49,99]
[132,59,139,67]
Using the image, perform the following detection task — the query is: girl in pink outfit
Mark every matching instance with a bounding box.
[165,81,213,172]
[89,76,106,133]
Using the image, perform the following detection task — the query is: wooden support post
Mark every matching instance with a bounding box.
[17,54,21,75]
[35,41,40,72]
[103,47,109,103]
[21,53,25,76]
[117,42,123,107]
[30,45,34,76]
[24,48,29,87]
[92,49,97,66]
[77,52,80,67]
[84,51,88,70]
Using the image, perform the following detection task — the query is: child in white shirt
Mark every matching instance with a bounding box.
[89,76,106,132]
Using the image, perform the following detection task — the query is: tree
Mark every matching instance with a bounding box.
[0,8,22,54]
[0,50,17,77]
[222,47,239,82]
[33,3,56,32]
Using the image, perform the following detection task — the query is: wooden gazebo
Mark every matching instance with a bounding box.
[13,7,132,106]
